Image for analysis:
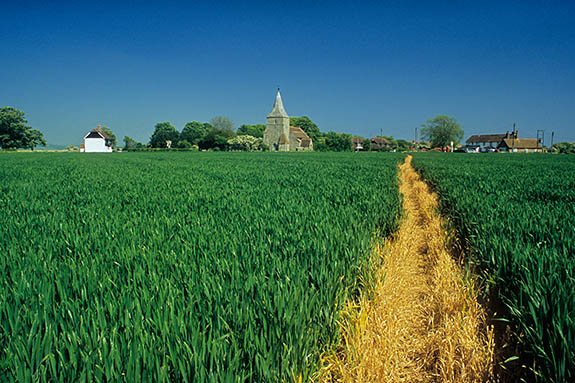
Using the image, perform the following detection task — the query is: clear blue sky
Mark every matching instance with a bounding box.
[1,0,574,145]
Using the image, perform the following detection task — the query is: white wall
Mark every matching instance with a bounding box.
[84,138,112,153]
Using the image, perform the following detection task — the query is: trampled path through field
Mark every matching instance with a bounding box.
[321,156,494,382]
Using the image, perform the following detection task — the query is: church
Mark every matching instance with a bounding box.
[263,90,313,151]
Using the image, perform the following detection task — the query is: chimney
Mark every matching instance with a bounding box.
[97,124,102,130]
[505,130,510,138]
[514,130,518,139]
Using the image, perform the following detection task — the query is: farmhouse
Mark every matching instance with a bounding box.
[465,130,541,152]
[370,137,391,151]
[263,90,313,151]
[497,138,540,152]
[81,125,113,153]
[466,133,509,149]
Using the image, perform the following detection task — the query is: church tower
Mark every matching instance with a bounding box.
[264,89,290,151]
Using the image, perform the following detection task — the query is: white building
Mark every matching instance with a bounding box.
[81,125,113,153]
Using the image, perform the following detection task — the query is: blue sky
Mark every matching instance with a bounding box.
[1,0,574,145]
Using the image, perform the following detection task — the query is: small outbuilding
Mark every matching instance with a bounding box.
[81,125,113,153]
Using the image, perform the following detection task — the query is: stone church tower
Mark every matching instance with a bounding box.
[264,89,291,151]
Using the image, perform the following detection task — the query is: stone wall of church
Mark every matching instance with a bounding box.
[265,116,290,151]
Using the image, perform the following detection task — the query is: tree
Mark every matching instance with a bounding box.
[199,127,236,150]
[101,126,117,149]
[149,122,179,148]
[552,142,575,154]
[396,139,411,151]
[317,132,353,152]
[210,116,234,132]
[289,116,320,144]
[420,115,463,147]
[227,135,264,151]
[363,138,371,151]
[176,139,192,149]
[181,121,209,145]
[237,124,265,138]
[0,107,46,149]
[123,136,144,150]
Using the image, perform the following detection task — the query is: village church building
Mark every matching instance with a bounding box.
[263,90,313,151]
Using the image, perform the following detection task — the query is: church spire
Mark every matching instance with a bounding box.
[268,88,288,118]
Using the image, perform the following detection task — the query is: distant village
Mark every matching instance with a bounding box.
[1,91,570,153]
[77,90,553,154]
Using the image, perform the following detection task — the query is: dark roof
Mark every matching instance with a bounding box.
[498,138,539,149]
[371,137,391,145]
[86,131,104,139]
[85,125,110,140]
[466,134,506,143]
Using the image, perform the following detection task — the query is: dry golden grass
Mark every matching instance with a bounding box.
[316,156,493,383]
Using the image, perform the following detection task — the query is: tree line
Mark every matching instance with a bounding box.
[11,105,546,153]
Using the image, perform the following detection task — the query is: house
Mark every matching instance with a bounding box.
[263,90,313,151]
[466,133,509,149]
[81,124,113,153]
[352,136,364,151]
[370,137,391,151]
[497,138,541,153]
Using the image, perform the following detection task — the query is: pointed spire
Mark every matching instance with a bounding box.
[268,89,288,118]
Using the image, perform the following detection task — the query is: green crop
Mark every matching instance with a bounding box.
[412,153,575,382]
[0,152,403,382]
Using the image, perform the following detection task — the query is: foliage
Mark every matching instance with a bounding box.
[198,127,236,150]
[551,142,575,154]
[317,132,353,152]
[289,116,320,144]
[176,139,192,149]
[420,115,463,147]
[412,153,575,382]
[210,116,234,132]
[149,122,179,148]
[123,136,145,150]
[67,145,79,151]
[101,126,117,149]
[237,124,266,138]
[362,138,371,151]
[0,152,404,382]
[380,137,412,152]
[227,135,264,151]
[0,107,46,149]
[181,121,210,145]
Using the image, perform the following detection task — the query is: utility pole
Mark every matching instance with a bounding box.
[537,129,545,152]
[512,123,516,152]
[551,131,555,150]
[415,127,418,143]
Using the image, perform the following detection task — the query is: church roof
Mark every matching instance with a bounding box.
[289,126,309,140]
[268,90,288,118]
[289,127,312,148]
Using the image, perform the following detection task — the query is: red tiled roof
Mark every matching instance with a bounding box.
[289,126,310,140]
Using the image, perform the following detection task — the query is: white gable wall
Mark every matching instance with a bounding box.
[84,137,112,152]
